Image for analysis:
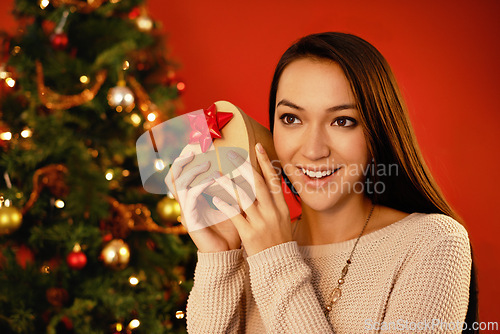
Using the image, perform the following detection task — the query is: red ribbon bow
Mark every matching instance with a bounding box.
[188,104,233,152]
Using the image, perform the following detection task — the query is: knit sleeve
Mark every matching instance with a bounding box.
[186,248,246,334]
[380,228,471,333]
[246,241,333,333]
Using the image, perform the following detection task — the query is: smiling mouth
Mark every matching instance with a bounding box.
[300,167,341,179]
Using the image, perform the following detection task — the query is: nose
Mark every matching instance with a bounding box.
[300,125,330,161]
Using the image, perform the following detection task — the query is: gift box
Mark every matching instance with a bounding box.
[136,101,279,208]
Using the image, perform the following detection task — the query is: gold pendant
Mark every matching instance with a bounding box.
[325,288,342,313]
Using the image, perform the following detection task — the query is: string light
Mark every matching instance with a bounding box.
[0,132,12,140]
[154,158,165,171]
[122,169,130,177]
[136,15,153,31]
[128,319,140,329]
[129,276,139,286]
[80,75,89,84]
[115,323,123,332]
[20,128,32,138]
[39,0,50,9]
[147,112,157,122]
[105,170,113,181]
[175,311,185,319]
[130,113,141,125]
[5,78,16,87]
[54,199,65,208]
[122,60,130,71]
[176,82,186,91]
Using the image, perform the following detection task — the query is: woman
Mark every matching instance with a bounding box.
[173,32,477,333]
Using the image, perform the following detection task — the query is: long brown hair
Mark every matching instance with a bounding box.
[269,32,478,332]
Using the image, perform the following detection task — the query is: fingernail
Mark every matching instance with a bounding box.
[256,143,264,154]
[212,196,222,204]
[227,150,238,159]
[212,170,221,178]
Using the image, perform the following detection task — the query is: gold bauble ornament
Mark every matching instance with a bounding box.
[156,196,181,223]
[101,239,130,270]
[107,82,135,113]
[0,201,23,235]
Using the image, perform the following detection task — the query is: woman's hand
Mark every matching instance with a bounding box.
[211,143,292,256]
[165,152,241,253]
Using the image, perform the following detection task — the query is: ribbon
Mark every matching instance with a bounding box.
[188,104,233,152]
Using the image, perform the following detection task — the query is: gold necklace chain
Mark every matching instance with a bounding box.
[292,204,375,314]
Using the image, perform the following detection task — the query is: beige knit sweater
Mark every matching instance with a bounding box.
[186,213,471,333]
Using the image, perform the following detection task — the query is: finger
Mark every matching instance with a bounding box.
[212,196,250,234]
[170,151,195,179]
[175,160,211,191]
[226,149,272,205]
[165,152,195,194]
[255,143,288,209]
[187,177,215,201]
[212,171,258,217]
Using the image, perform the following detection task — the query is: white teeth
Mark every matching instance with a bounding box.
[301,168,335,178]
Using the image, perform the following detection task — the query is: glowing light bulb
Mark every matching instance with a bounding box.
[0,132,12,140]
[128,319,140,329]
[122,169,130,177]
[21,128,32,138]
[80,75,89,84]
[105,170,113,180]
[115,323,123,331]
[176,310,185,319]
[177,82,186,91]
[154,158,165,171]
[122,60,130,70]
[130,113,141,125]
[147,112,157,122]
[136,15,153,31]
[129,276,139,285]
[39,0,50,9]
[54,199,65,208]
[5,78,15,87]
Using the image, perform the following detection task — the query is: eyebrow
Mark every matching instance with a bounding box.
[276,99,356,112]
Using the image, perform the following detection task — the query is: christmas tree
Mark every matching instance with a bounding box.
[0,0,195,333]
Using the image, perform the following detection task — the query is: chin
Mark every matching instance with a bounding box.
[296,189,343,212]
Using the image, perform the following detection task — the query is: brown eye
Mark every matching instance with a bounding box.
[280,113,301,125]
[332,117,356,127]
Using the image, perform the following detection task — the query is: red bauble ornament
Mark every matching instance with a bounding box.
[16,244,34,269]
[60,316,73,330]
[50,32,68,50]
[66,244,87,270]
[128,7,141,19]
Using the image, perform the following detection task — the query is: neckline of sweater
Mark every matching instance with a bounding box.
[297,212,423,258]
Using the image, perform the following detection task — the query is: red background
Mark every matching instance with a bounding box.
[1,0,499,325]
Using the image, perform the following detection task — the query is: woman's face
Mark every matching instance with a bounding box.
[273,58,370,211]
